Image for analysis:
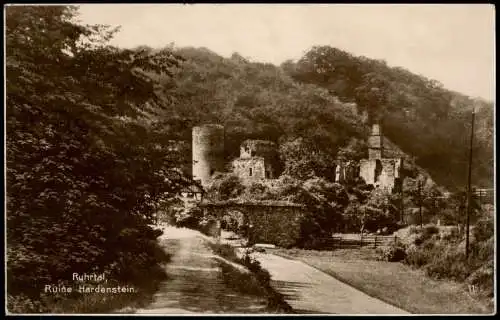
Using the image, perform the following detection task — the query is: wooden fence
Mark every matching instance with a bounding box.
[320,235,400,249]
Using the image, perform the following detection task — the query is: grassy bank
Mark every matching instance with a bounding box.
[8,238,177,314]
[8,267,169,314]
[272,248,492,314]
[209,243,293,314]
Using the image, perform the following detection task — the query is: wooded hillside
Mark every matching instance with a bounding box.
[150,45,493,191]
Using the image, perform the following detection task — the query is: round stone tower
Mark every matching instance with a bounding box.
[192,124,225,187]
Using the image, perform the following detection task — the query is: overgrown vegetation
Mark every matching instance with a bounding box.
[146,42,491,237]
[143,44,493,192]
[399,213,494,302]
[6,6,189,313]
[210,243,293,313]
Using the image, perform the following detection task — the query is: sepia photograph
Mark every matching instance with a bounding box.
[4,3,495,315]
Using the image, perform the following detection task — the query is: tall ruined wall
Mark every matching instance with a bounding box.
[360,158,403,192]
[359,159,378,185]
[192,124,225,187]
[368,123,383,159]
[232,157,267,183]
[240,140,280,177]
[240,140,277,158]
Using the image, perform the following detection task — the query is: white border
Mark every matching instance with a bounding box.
[3,3,496,317]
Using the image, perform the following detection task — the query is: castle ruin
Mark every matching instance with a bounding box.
[359,123,403,193]
[231,139,279,183]
[192,123,402,193]
[192,124,225,187]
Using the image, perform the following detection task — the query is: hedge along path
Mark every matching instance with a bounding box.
[133,226,268,314]
[250,251,410,314]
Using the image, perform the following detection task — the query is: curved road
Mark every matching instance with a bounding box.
[134,227,268,314]
[135,226,408,315]
[251,251,409,314]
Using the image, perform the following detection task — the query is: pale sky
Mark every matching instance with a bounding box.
[78,4,495,101]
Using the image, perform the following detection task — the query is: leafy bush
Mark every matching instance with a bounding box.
[211,243,238,261]
[473,215,494,242]
[377,243,406,262]
[403,229,494,300]
[208,243,292,313]
[422,225,439,239]
[206,174,245,201]
[424,249,470,281]
[466,260,494,298]
[198,217,220,237]
[408,225,419,235]
[175,206,204,229]
[404,245,433,267]
[7,294,47,313]
[440,227,460,241]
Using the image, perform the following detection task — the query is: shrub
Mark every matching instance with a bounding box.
[7,294,47,313]
[404,245,433,267]
[440,228,460,241]
[408,225,419,235]
[175,206,204,229]
[211,243,238,262]
[198,217,219,237]
[413,236,424,246]
[473,215,494,242]
[466,260,494,297]
[422,225,439,239]
[377,243,406,262]
[206,174,245,201]
[208,243,292,313]
[425,249,470,281]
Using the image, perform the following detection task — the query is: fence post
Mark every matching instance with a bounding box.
[360,233,363,248]
[374,235,377,249]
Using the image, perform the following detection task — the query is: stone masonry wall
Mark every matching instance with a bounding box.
[247,205,304,248]
[360,158,402,192]
[202,204,305,248]
[239,140,279,178]
[231,157,267,183]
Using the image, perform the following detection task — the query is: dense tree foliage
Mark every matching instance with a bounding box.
[147,44,493,191]
[147,43,492,233]
[286,45,493,190]
[152,46,366,176]
[6,6,189,311]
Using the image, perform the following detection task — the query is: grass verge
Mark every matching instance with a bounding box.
[209,243,294,314]
[272,248,492,314]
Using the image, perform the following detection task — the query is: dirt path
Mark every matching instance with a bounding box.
[251,251,410,314]
[134,226,268,314]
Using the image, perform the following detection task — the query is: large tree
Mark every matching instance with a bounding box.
[6,6,187,311]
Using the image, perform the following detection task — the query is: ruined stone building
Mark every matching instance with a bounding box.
[192,125,280,187]
[192,124,226,187]
[192,123,402,193]
[359,123,403,193]
[231,139,279,183]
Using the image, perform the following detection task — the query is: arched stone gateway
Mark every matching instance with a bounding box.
[199,200,306,248]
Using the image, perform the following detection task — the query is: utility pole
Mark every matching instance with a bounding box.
[400,181,405,224]
[465,106,476,260]
[418,180,423,229]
